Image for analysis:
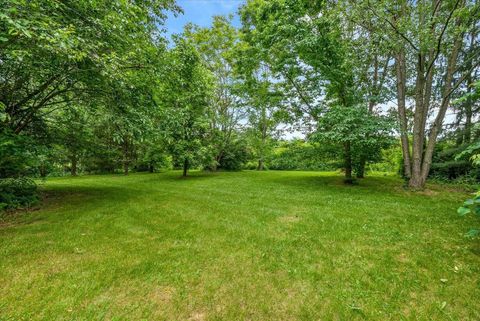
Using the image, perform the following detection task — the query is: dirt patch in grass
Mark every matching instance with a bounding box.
[188,311,206,321]
[149,286,176,305]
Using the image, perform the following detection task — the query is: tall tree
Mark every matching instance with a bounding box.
[348,0,480,188]
[240,0,392,181]
[158,39,213,177]
[184,16,244,171]
[0,0,177,133]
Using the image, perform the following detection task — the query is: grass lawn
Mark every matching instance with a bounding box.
[1,171,479,320]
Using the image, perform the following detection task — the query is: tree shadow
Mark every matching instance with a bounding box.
[270,172,402,196]
[1,185,128,229]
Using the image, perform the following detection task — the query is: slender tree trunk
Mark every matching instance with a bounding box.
[149,162,154,173]
[357,54,380,179]
[410,52,427,187]
[356,159,365,179]
[395,50,412,179]
[183,158,188,177]
[123,140,129,176]
[257,159,264,171]
[71,154,77,176]
[419,36,462,186]
[464,103,473,144]
[344,142,353,184]
[39,165,47,178]
[463,46,474,144]
[257,116,267,171]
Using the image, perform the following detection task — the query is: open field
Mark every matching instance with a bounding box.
[1,171,479,320]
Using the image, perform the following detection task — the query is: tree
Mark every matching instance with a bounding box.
[348,0,480,188]
[0,0,177,134]
[314,105,395,182]
[158,39,213,177]
[240,0,390,180]
[52,106,92,176]
[184,16,245,171]
[234,34,287,171]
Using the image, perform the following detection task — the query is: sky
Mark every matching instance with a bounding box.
[163,0,305,139]
[165,0,243,39]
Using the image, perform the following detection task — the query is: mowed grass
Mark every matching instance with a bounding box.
[1,171,480,321]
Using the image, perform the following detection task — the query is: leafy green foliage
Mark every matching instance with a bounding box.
[269,140,340,171]
[0,130,37,178]
[158,38,214,176]
[184,16,245,171]
[0,177,37,210]
[1,0,177,133]
[313,105,395,177]
[457,193,480,238]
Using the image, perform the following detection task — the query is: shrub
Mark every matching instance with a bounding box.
[430,143,479,181]
[217,140,249,171]
[0,178,38,211]
[0,131,38,178]
[269,140,339,171]
[458,194,480,238]
[430,160,476,180]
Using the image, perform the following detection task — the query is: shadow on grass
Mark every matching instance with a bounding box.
[1,185,129,229]
[158,171,221,182]
[271,173,402,195]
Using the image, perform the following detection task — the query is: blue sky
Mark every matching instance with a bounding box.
[165,0,243,39]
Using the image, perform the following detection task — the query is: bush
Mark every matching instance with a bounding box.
[269,140,338,171]
[429,160,476,180]
[217,140,249,170]
[458,193,480,238]
[429,143,479,181]
[0,131,38,178]
[0,178,38,210]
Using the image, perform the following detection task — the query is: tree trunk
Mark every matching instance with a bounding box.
[395,50,412,179]
[463,52,474,144]
[356,158,366,178]
[183,158,188,177]
[257,159,264,171]
[418,35,462,186]
[123,141,129,176]
[464,104,473,144]
[410,53,427,187]
[344,142,353,184]
[39,165,47,178]
[71,154,77,176]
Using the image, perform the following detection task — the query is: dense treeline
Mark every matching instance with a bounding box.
[1,0,479,209]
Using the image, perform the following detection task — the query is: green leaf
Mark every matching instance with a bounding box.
[457,207,471,216]
[463,199,474,206]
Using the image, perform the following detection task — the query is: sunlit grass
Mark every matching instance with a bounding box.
[1,171,479,320]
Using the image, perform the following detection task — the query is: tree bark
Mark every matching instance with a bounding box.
[418,36,462,186]
[149,162,154,173]
[257,159,264,171]
[395,50,412,178]
[410,53,426,186]
[123,140,129,176]
[344,142,353,184]
[71,154,78,176]
[356,158,366,179]
[183,158,189,177]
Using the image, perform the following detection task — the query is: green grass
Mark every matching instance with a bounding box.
[1,171,479,320]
